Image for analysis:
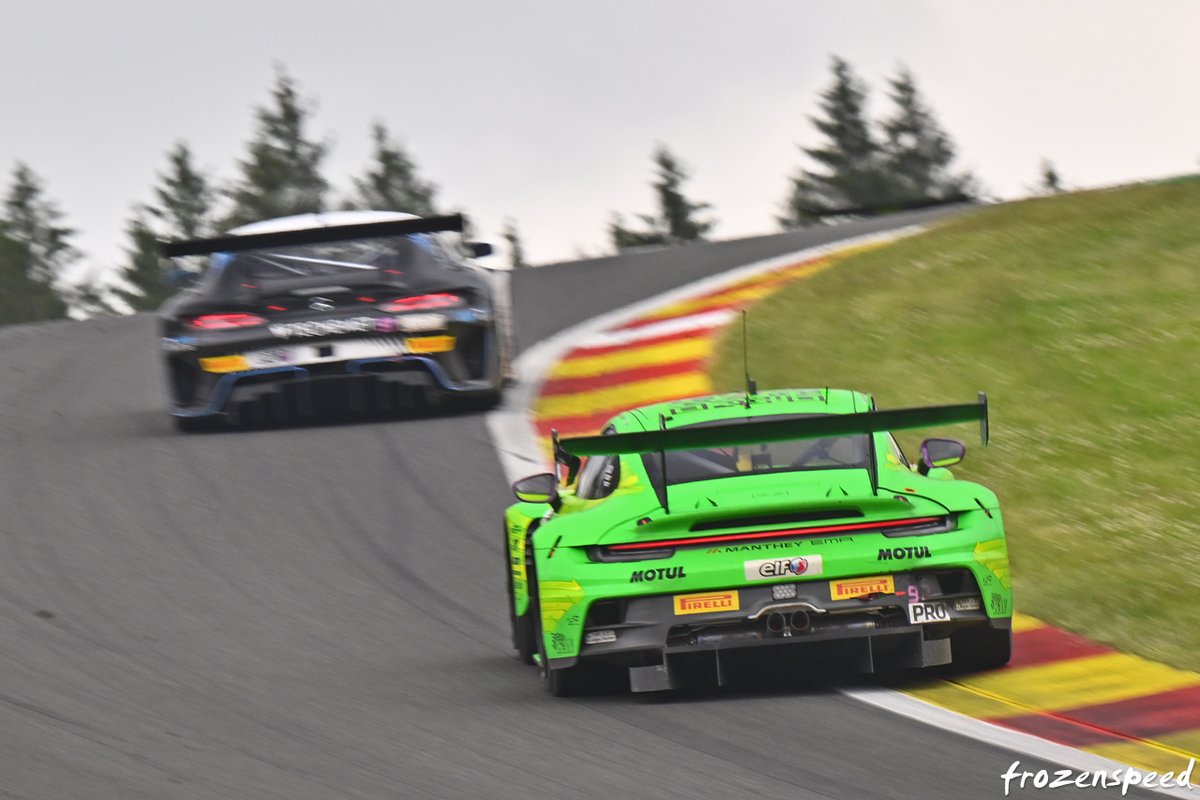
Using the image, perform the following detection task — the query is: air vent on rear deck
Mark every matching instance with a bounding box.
[690,508,863,532]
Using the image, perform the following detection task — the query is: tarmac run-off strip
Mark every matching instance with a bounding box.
[524,239,1200,781]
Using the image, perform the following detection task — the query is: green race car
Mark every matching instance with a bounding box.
[504,388,1012,695]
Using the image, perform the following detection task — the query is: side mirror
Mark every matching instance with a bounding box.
[513,473,559,507]
[468,242,493,258]
[918,438,966,475]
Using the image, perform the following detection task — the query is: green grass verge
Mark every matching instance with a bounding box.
[710,179,1200,671]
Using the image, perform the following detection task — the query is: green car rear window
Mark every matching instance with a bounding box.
[639,414,871,488]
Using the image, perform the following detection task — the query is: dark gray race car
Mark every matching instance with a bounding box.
[158,211,514,431]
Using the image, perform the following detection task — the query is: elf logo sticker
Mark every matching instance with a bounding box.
[673,591,740,616]
[743,555,823,581]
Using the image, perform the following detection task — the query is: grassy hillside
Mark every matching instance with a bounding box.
[711,179,1200,670]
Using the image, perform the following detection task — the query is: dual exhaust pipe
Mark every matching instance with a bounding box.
[765,610,810,635]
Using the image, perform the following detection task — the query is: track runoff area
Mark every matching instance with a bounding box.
[487,229,1200,796]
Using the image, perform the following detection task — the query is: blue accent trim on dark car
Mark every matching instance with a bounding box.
[172,365,309,417]
[347,356,477,392]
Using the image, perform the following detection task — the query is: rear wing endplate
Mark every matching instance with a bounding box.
[159,214,466,258]
[562,393,989,457]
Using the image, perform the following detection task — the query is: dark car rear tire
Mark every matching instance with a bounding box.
[950,625,1012,672]
[465,388,502,411]
[174,415,219,434]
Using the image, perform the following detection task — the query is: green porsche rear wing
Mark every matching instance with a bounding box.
[561,393,989,457]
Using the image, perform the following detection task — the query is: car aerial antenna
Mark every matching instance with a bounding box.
[741,311,757,407]
[659,413,670,514]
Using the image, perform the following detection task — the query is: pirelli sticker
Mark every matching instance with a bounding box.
[829,575,894,600]
[673,590,740,616]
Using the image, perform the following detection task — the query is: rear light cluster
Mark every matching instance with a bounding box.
[379,293,461,312]
[188,293,462,329]
[187,313,266,330]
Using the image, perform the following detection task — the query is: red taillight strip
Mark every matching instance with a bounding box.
[606,516,944,552]
[188,312,267,330]
[380,293,461,311]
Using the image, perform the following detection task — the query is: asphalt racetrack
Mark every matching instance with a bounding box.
[0,208,1156,798]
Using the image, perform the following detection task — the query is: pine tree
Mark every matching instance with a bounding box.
[225,68,329,227]
[610,144,714,251]
[3,162,78,289]
[502,218,526,269]
[348,123,438,215]
[61,265,123,318]
[0,230,67,322]
[781,56,888,227]
[776,174,826,229]
[1039,159,1063,194]
[609,213,667,251]
[115,211,173,310]
[152,142,215,239]
[652,146,714,241]
[881,67,973,204]
[116,142,216,311]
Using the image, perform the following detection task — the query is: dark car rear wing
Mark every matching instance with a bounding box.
[561,394,989,457]
[159,214,466,258]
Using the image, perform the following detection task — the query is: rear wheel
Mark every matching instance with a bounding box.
[514,611,537,665]
[457,327,504,411]
[174,415,218,434]
[536,617,590,697]
[950,625,1012,672]
[508,530,537,664]
[462,387,502,411]
[529,559,591,697]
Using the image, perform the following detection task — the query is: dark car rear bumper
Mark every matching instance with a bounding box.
[171,347,498,419]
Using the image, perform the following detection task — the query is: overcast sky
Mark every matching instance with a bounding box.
[2,0,1198,275]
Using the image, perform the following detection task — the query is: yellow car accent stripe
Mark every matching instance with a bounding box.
[199,355,250,373]
[406,335,456,354]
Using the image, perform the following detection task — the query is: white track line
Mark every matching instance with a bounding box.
[484,226,1196,796]
[575,308,737,348]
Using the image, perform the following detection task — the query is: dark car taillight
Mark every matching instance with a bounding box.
[187,313,267,330]
[378,293,462,312]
